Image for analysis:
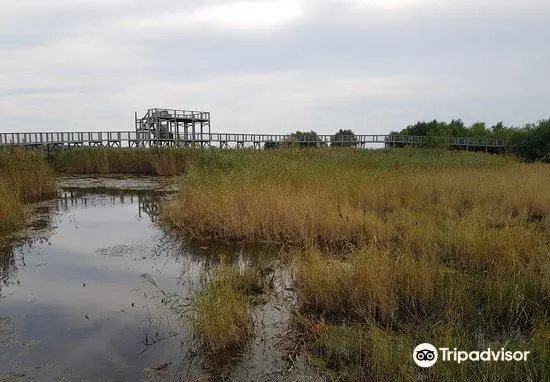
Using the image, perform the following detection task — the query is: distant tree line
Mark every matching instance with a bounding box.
[263,119,549,163]
[390,119,514,140]
[507,120,550,162]
[264,129,358,149]
[389,118,549,162]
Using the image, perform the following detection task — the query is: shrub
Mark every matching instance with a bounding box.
[330,129,358,148]
[508,119,550,162]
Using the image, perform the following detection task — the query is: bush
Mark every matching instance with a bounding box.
[507,119,550,162]
[330,129,357,148]
[284,131,325,148]
[263,141,281,150]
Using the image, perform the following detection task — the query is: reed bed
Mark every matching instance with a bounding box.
[296,318,548,381]
[161,148,550,381]
[0,183,23,234]
[161,149,547,249]
[0,149,57,235]
[49,147,250,176]
[1,146,547,379]
[191,264,265,351]
[295,247,549,380]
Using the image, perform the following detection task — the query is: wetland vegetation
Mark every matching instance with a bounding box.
[0,146,549,381]
[0,150,56,235]
[190,264,267,351]
[160,148,550,381]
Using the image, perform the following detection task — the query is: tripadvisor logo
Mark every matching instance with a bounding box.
[413,343,438,368]
[413,343,530,368]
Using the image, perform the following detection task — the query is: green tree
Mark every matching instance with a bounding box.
[469,121,487,138]
[389,118,549,159]
[508,119,550,162]
[330,129,358,147]
[393,119,518,141]
[263,141,280,150]
[448,119,468,137]
[285,131,325,148]
[490,122,515,140]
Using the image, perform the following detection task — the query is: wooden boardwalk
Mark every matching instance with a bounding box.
[0,131,507,151]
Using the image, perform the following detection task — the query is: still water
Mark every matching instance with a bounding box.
[0,177,315,382]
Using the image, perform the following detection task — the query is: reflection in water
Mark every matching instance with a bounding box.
[0,182,314,382]
[0,206,54,298]
[59,187,162,223]
[0,245,18,296]
[1,187,162,295]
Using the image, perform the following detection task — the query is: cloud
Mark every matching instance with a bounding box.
[122,0,303,31]
[0,0,549,134]
[348,0,428,10]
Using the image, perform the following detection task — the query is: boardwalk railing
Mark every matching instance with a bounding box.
[143,108,210,121]
[0,131,508,150]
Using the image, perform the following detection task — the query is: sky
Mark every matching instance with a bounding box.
[0,0,549,135]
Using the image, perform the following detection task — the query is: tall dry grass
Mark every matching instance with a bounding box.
[191,264,265,351]
[0,149,57,201]
[162,149,548,249]
[0,149,57,235]
[0,182,23,234]
[161,148,550,381]
[50,147,206,176]
[49,146,266,176]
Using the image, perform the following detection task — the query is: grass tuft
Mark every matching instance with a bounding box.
[191,263,265,351]
[0,149,57,235]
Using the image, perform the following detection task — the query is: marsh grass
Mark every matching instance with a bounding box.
[294,247,549,380]
[1,146,546,379]
[161,148,550,381]
[295,317,549,382]
[49,147,254,176]
[162,149,548,249]
[0,149,57,235]
[191,263,266,352]
[0,183,23,234]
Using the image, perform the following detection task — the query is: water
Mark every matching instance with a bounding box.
[0,177,316,382]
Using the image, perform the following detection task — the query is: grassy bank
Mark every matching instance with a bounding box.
[160,148,550,381]
[0,149,57,235]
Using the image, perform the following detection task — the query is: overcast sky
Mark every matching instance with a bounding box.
[1,0,549,134]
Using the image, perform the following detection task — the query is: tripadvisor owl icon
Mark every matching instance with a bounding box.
[413,343,438,368]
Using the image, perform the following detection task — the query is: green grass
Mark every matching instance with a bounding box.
[296,318,549,382]
[294,248,549,381]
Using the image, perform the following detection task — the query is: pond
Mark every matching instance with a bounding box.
[0,176,317,382]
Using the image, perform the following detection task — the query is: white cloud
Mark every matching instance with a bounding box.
[349,0,427,9]
[122,0,303,31]
[105,70,426,134]
[0,0,549,134]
